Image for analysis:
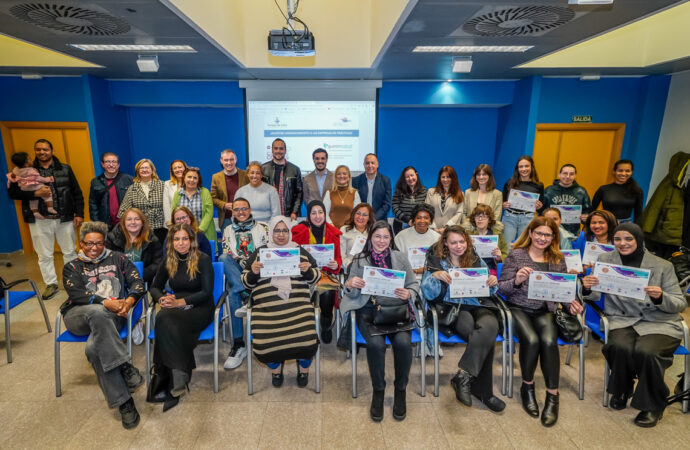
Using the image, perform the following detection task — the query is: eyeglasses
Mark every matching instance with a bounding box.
[532,231,553,239]
[233,207,249,213]
[474,214,489,220]
[273,229,290,234]
[82,241,104,248]
[103,160,119,165]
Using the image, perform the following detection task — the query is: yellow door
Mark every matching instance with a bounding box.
[1,122,95,254]
[533,123,625,198]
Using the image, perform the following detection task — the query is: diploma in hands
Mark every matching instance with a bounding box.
[302,243,334,268]
[448,267,490,298]
[591,262,650,301]
[407,247,429,270]
[554,205,582,224]
[527,272,577,303]
[361,266,406,297]
[582,243,615,266]
[561,250,583,273]
[259,248,300,277]
[509,189,539,212]
[471,235,499,258]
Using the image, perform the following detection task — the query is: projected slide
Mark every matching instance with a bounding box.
[247,101,376,173]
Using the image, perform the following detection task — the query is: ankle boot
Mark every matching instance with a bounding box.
[450,369,474,407]
[393,388,407,421]
[541,391,559,427]
[370,390,384,422]
[520,382,539,417]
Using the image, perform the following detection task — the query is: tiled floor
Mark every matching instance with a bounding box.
[1,252,688,449]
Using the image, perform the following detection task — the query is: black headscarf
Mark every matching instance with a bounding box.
[306,200,326,244]
[614,222,645,268]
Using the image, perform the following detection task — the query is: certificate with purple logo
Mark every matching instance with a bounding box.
[448,267,490,298]
[509,189,539,212]
[555,205,582,224]
[260,248,300,277]
[407,246,429,270]
[471,235,499,258]
[527,272,577,303]
[362,266,406,297]
[302,243,334,268]
[561,249,583,273]
[592,262,650,301]
[582,243,615,266]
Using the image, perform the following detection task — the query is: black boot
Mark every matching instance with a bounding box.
[393,388,407,421]
[541,391,559,427]
[450,369,474,407]
[370,390,384,422]
[634,410,663,428]
[520,382,539,417]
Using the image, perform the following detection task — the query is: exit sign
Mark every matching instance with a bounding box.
[572,115,592,123]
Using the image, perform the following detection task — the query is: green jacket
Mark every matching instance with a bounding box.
[642,152,690,245]
[466,226,509,261]
[172,187,216,243]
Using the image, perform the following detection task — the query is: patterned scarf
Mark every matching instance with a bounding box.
[232,215,256,232]
[370,248,391,269]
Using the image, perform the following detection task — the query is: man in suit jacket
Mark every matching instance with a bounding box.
[351,153,392,221]
[211,149,249,233]
[303,148,335,207]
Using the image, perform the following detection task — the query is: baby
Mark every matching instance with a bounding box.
[7,151,57,219]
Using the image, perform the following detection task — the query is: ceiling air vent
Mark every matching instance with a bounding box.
[462,5,576,36]
[10,3,130,35]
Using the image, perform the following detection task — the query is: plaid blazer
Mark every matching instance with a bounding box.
[117,179,166,229]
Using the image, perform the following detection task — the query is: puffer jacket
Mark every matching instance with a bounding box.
[261,161,303,216]
[643,151,690,245]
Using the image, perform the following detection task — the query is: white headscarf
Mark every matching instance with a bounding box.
[266,215,298,299]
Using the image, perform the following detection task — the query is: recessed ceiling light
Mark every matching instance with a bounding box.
[568,0,613,5]
[452,56,473,73]
[69,44,196,52]
[136,55,159,72]
[413,45,533,53]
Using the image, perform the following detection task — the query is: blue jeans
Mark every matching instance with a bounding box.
[267,359,312,369]
[219,253,244,339]
[502,210,534,243]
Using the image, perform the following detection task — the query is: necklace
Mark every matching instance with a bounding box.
[336,188,347,204]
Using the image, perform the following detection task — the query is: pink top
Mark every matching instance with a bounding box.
[7,167,53,190]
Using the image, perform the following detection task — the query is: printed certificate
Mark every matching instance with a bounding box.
[561,249,583,273]
[407,246,429,270]
[582,243,616,266]
[349,234,367,255]
[259,248,300,277]
[361,266,406,297]
[509,189,539,212]
[471,235,499,258]
[302,243,334,268]
[591,262,650,301]
[554,205,582,224]
[527,271,577,303]
[448,267,490,298]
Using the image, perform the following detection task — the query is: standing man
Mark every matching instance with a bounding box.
[88,152,133,229]
[352,153,392,221]
[302,148,334,207]
[261,138,303,221]
[543,163,592,237]
[211,149,249,234]
[7,139,84,299]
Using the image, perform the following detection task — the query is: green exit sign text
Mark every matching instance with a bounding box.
[572,115,592,123]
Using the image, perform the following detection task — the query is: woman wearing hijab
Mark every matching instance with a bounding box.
[292,200,343,343]
[241,216,321,388]
[583,223,687,427]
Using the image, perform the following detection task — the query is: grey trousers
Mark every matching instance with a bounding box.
[63,304,131,408]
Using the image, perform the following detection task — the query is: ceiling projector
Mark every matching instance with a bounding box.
[268,29,315,57]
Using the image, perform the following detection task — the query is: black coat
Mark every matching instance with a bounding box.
[105,225,163,283]
[7,156,84,223]
[261,161,303,216]
[89,172,134,226]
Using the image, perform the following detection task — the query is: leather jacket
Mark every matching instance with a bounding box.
[261,161,303,216]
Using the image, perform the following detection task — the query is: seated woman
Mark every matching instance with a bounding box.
[61,221,145,429]
[106,207,162,284]
[585,210,618,244]
[241,216,321,388]
[393,203,441,279]
[340,203,375,269]
[465,204,508,274]
[542,207,574,250]
[498,217,583,427]
[421,225,504,412]
[341,220,420,422]
[149,223,214,411]
[163,206,213,259]
[582,223,687,428]
[292,200,342,343]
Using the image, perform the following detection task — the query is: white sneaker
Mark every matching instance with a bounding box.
[223,346,247,370]
[425,344,444,358]
[132,321,144,345]
[235,305,247,318]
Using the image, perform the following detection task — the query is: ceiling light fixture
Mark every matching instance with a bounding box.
[452,56,473,73]
[136,55,159,73]
[413,45,533,53]
[70,44,196,52]
[568,0,613,5]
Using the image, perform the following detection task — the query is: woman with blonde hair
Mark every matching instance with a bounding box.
[324,164,361,228]
[118,159,167,243]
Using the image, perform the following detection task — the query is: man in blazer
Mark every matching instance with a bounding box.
[303,148,335,207]
[211,149,249,233]
[351,153,392,221]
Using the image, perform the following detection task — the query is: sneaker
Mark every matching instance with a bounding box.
[223,345,247,370]
[119,398,140,429]
[121,363,145,393]
[42,283,59,300]
[132,321,144,345]
[235,304,247,318]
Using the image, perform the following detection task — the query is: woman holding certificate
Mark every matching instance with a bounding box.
[501,156,544,243]
[341,220,420,422]
[340,203,375,269]
[420,225,504,412]
[582,223,686,428]
[241,216,320,388]
[465,204,508,274]
[292,200,342,344]
[498,216,583,427]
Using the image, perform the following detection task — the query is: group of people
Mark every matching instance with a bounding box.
[5,138,685,430]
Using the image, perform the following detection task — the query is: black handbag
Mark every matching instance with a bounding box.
[146,365,171,403]
[435,303,460,328]
[372,296,410,325]
[554,307,583,343]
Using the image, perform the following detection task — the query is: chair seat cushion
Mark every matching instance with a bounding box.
[0,291,36,313]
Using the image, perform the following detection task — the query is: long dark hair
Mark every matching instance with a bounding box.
[470,163,496,191]
[585,210,618,243]
[354,220,397,262]
[433,165,463,203]
[394,166,424,196]
[508,155,540,189]
[612,159,642,196]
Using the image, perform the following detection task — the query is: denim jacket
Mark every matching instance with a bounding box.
[420,252,497,307]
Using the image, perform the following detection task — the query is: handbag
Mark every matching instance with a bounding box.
[554,307,583,343]
[435,303,460,328]
[372,296,410,326]
[146,365,171,403]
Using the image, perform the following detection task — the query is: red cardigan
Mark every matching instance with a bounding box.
[291,222,342,273]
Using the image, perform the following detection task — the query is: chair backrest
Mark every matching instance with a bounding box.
[585,293,605,326]
[573,231,586,256]
[209,240,217,261]
[212,261,224,304]
[497,263,503,279]
[133,261,143,277]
